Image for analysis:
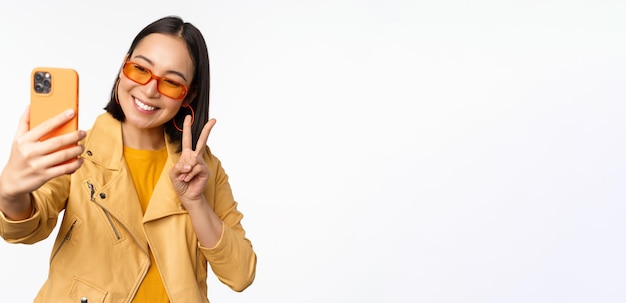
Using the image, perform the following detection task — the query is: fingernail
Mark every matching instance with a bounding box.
[65,109,75,117]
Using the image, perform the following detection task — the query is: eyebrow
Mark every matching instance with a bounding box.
[133,55,189,82]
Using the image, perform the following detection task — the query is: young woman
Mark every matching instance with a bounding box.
[0,16,256,302]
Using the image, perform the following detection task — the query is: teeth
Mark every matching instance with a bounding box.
[134,98,156,111]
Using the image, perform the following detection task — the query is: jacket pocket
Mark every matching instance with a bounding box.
[50,217,80,263]
[69,278,107,303]
[87,182,122,241]
[100,208,122,240]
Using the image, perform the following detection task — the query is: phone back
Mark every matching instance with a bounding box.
[30,67,79,141]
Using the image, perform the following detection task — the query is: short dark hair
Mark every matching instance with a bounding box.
[104,15,210,152]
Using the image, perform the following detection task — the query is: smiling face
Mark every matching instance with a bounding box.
[117,33,195,141]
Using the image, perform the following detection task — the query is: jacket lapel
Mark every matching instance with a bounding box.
[143,128,187,222]
[142,158,187,223]
[81,113,147,252]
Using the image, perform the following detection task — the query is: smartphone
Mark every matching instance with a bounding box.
[30,67,79,143]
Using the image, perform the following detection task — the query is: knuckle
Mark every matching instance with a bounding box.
[14,136,29,147]
[50,139,68,151]
[20,147,36,160]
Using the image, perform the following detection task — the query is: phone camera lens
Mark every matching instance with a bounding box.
[35,84,43,93]
[43,79,51,88]
[35,73,43,82]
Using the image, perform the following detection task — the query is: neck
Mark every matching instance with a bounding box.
[121,123,166,150]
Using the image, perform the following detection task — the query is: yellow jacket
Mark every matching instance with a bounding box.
[0,113,256,302]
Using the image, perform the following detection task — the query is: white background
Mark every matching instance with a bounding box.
[1,1,625,302]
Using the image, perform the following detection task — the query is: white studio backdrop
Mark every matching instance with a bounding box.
[1,1,625,302]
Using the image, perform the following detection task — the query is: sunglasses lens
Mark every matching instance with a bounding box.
[123,63,151,84]
[158,79,186,100]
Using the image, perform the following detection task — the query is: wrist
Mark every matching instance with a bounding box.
[0,177,20,202]
[179,196,206,210]
[0,192,34,221]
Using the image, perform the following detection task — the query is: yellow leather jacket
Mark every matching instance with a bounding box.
[0,113,256,302]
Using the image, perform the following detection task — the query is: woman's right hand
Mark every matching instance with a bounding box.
[0,106,85,219]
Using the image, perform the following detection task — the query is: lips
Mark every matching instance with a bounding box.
[134,97,157,111]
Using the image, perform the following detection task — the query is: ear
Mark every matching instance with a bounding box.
[183,89,197,106]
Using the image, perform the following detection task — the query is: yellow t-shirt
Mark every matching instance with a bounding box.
[124,146,169,303]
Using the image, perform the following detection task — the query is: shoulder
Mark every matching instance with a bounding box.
[202,145,219,164]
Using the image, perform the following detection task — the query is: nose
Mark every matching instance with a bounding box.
[143,78,160,98]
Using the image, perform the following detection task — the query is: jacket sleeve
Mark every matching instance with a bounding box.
[0,174,69,244]
[200,153,257,292]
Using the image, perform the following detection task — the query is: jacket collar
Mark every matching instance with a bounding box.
[81,112,182,169]
[81,113,125,170]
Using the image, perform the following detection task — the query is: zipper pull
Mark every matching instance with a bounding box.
[87,182,96,202]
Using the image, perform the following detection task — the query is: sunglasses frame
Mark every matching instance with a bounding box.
[122,61,189,100]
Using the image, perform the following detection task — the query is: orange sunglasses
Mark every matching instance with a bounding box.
[122,62,189,100]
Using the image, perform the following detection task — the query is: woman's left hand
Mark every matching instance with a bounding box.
[169,115,216,207]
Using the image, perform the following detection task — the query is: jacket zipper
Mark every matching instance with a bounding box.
[50,219,77,262]
[87,182,121,240]
[195,242,200,280]
[85,181,150,299]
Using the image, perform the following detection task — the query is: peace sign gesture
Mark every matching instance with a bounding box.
[169,115,216,206]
